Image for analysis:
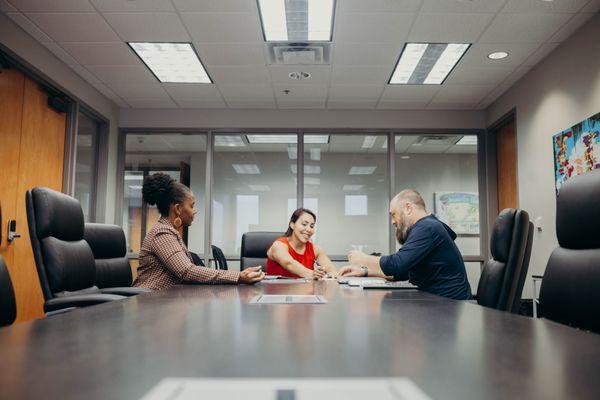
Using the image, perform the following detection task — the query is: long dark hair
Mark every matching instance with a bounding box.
[285,208,317,237]
[142,172,190,216]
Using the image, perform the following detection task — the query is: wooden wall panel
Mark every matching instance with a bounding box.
[497,119,518,212]
[12,77,66,322]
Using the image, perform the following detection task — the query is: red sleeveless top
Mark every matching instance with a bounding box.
[265,237,315,278]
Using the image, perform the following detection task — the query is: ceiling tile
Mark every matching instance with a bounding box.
[276,99,326,109]
[548,13,596,43]
[25,13,120,42]
[479,13,572,43]
[174,99,227,108]
[444,65,513,86]
[581,0,600,13]
[380,86,440,102]
[87,65,157,84]
[432,84,494,103]
[328,85,384,101]
[181,13,262,43]
[61,42,141,65]
[273,84,328,100]
[108,83,170,100]
[90,0,175,12]
[522,42,560,67]
[172,0,254,12]
[42,42,79,65]
[408,13,495,43]
[195,43,266,66]
[227,100,276,109]
[459,42,542,69]
[268,65,331,84]
[327,100,377,109]
[0,1,17,12]
[103,13,190,42]
[335,13,414,43]
[5,13,52,42]
[331,66,391,85]
[92,82,124,101]
[333,43,402,66]
[478,65,534,108]
[70,64,103,85]
[338,0,422,13]
[162,83,223,101]
[9,0,94,12]
[210,66,271,84]
[426,101,479,110]
[377,101,431,110]
[125,98,178,108]
[421,0,506,13]
[501,0,590,13]
[218,84,275,101]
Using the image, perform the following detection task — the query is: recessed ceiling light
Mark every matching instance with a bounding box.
[309,148,321,160]
[232,164,261,174]
[361,136,377,149]
[128,42,211,83]
[349,166,377,175]
[258,0,335,42]
[304,177,321,185]
[389,43,470,85]
[456,136,478,145]
[488,51,509,60]
[291,164,321,174]
[400,155,410,159]
[246,134,329,144]
[248,184,271,191]
[343,185,364,191]
[288,71,311,80]
[214,135,245,147]
[287,146,297,160]
[128,185,143,190]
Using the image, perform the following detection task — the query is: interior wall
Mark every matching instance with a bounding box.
[485,14,600,298]
[0,13,120,223]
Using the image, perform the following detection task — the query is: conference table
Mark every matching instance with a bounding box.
[1,280,599,399]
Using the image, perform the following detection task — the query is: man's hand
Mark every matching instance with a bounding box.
[239,266,265,284]
[347,250,368,266]
[308,267,326,280]
[337,265,365,277]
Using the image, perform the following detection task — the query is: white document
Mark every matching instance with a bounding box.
[140,378,433,400]
[337,277,387,286]
[249,295,327,304]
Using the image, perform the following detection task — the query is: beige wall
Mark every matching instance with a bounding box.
[486,14,600,297]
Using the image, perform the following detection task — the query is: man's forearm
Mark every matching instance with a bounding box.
[364,255,386,277]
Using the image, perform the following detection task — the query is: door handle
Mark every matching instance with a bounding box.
[7,220,21,242]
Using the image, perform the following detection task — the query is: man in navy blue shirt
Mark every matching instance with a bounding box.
[338,189,472,300]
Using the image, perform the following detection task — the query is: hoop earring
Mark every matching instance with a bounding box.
[173,217,182,228]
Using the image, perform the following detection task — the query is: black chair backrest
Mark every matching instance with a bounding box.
[0,255,17,327]
[84,223,132,288]
[240,232,283,271]
[189,252,205,267]
[510,221,534,313]
[477,208,531,311]
[26,187,97,300]
[211,245,228,270]
[540,170,600,333]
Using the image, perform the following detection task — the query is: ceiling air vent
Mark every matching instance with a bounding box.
[416,136,459,145]
[268,42,330,65]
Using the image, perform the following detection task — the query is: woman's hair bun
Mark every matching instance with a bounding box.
[142,172,174,206]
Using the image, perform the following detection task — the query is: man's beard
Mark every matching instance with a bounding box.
[395,213,410,245]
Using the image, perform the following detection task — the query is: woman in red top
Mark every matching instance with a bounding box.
[266,208,337,279]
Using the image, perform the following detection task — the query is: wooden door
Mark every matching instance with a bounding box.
[1,71,67,322]
[497,119,518,212]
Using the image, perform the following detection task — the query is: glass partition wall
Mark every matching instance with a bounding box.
[120,130,486,290]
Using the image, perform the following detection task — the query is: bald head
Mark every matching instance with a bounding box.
[392,189,426,211]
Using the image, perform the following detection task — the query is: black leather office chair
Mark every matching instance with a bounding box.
[26,186,126,313]
[539,170,600,333]
[240,232,283,271]
[84,223,150,295]
[190,252,205,266]
[477,208,532,312]
[211,245,228,270]
[0,255,17,327]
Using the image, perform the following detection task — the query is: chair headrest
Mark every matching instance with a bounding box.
[557,169,600,249]
[84,223,126,259]
[491,209,516,262]
[241,232,283,257]
[31,186,84,241]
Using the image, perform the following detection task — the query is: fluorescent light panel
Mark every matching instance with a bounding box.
[361,136,377,149]
[456,136,478,145]
[389,43,470,85]
[232,164,261,174]
[214,135,245,147]
[291,164,321,174]
[246,135,329,144]
[248,184,271,191]
[343,185,364,191]
[128,42,211,83]
[287,146,297,159]
[349,166,377,175]
[258,0,335,42]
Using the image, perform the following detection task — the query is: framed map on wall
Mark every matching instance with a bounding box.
[434,192,479,235]
[553,112,600,193]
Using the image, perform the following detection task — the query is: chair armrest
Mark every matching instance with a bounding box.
[100,287,152,296]
[44,293,126,312]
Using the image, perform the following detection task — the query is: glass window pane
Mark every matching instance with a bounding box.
[304,134,389,256]
[212,133,297,259]
[394,134,480,255]
[74,112,98,221]
[123,133,207,255]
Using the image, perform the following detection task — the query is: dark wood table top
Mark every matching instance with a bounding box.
[1,281,599,400]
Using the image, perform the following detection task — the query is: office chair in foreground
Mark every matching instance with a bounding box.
[0,255,16,327]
